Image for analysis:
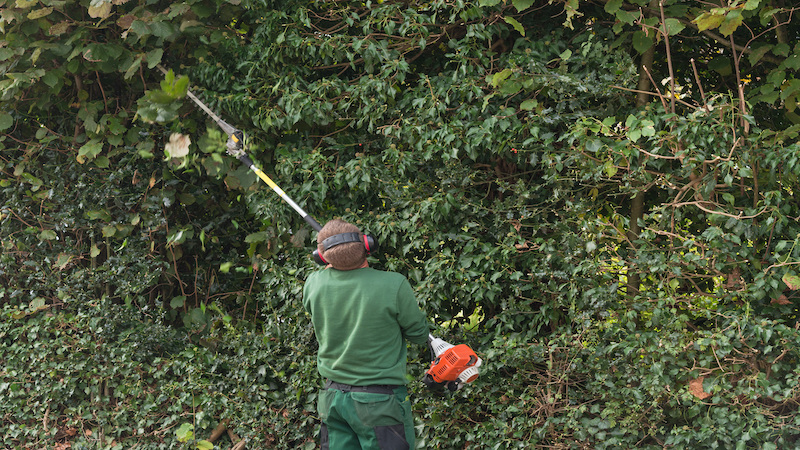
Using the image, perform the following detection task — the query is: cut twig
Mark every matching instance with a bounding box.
[690,58,709,112]
[641,66,669,113]
[208,419,230,443]
[728,33,749,133]
[611,85,700,112]
[227,428,245,450]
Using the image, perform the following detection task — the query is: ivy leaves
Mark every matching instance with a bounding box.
[2,0,800,448]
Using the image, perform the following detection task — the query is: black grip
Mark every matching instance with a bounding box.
[237,153,255,168]
[304,215,322,232]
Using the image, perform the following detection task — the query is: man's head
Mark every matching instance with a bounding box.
[317,219,367,270]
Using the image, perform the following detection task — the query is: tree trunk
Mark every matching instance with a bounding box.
[626,0,658,298]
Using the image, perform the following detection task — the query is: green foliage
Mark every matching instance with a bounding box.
[0,293,322,449]
[3,0,800,448]
[137,70,190,124]
[176,423,214,450]
[6,303,798,448]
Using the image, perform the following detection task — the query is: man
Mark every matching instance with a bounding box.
[303,219,430,450]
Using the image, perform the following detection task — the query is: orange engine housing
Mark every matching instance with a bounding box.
[426,344,480,384]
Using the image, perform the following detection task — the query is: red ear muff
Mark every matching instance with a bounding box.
[362,234,376,253]
[312,249,327,265]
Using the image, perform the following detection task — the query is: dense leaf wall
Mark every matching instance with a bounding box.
[2,0,800,448]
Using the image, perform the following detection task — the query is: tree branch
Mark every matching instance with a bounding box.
[590,0,790,65]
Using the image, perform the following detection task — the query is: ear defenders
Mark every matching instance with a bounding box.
[312,232,378,265]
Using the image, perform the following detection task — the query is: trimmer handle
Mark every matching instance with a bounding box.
[305,215,323,232]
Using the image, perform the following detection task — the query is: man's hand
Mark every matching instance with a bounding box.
[422,374,458,392]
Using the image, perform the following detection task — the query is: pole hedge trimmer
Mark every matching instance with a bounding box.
[168,68,482,389]
[158,65,322,233]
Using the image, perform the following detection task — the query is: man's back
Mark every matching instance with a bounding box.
[303,267,429,386]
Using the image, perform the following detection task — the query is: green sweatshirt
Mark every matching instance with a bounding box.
[303,267,429,386]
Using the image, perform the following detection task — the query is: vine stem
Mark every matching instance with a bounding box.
[765,234,800,272]
[659,1,676,114]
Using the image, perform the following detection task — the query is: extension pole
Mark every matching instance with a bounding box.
[157,66,322,232]
[234,151,322,232]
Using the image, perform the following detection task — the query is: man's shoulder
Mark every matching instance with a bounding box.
[305,268,334,288]
[306,268,323,281]
[307,267,410,286]
[360,267,408,283]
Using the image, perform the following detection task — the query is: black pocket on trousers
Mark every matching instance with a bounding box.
[374,424,409,450]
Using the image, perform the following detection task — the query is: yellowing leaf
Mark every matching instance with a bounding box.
[719,11,743,36]
[165,133,191,158]
[78,139,103,161]
[175,423,194,442]
[491,69,512,88]
[55,253,74,270]
[49,21,71,36]
[784,273,800,290]
[693,12,725,32]
[27,7,53,20]
[86,209,112,221]
[603,160,618,177]
[15,0,37,8]
[88,0,112,19]
[30,297,47,311]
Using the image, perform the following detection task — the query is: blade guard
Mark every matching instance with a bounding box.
[425,335,482,390]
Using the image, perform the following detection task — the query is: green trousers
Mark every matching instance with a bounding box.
[317,381,414,450]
